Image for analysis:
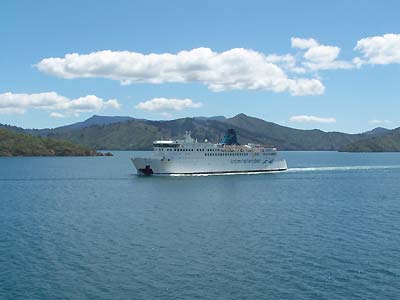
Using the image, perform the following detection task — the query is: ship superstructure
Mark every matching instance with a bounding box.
[131,129,287,175]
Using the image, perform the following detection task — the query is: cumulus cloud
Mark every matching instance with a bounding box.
[0,92,120,116]
[291,37,319,49]
[290,115,337,124]
[292,37,354,71]
[36,48,325,96]
[36,35,400,97]
[304,45,340,63]
[354,33,400,65]
[368,119,393,124]
[50,112,66,118]
[135,98,202,111]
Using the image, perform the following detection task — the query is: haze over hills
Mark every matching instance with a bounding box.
[2,113,397,151]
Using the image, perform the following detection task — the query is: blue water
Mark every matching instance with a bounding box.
[1,151,400,299]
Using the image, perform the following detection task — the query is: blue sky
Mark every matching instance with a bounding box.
[1,0,400,133]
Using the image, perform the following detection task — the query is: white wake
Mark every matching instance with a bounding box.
[166,165,400,177]
[287,165,400,173]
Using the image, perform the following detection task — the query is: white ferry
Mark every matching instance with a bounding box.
[131,129,287,175]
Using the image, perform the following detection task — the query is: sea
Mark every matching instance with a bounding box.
[1,151,399,299]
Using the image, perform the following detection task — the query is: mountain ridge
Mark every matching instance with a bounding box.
[1,114,396,151]
[339,127,400,152]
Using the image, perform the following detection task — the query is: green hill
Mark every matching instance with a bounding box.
[2,114,392,151]
[38,113,368,151]
[0,128,99,156]
[339,128,400,152]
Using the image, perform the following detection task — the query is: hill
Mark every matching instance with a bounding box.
[0,128,100,156]
[2,114,394,151]
[37,113,368,151]
[339,128,400,152]
[54,115,135,132]
[362,127,390,136]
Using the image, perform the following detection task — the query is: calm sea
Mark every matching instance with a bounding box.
[1,151,399,299]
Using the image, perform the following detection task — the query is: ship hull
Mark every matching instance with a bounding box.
[131,156,287,175]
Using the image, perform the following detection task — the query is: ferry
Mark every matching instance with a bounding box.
[131,129,287,175]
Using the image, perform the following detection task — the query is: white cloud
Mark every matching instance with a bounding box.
[354,33,400,65]
[292,37,354,71]
[290,115,336,124]
[291,37,319,49]
[0,92,120,116]
[36,48,325,96]
[304,45,340,63]
[50,112,65,118]
[288,79,325,96]
[368,119,393,124]
[37,35,400,97]
[135,98,202,111]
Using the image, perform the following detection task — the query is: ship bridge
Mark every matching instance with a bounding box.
[153,140,180,148]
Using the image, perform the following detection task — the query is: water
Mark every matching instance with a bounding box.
[1,151,400,299]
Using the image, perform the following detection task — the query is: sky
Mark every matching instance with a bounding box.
[1,0,400,133]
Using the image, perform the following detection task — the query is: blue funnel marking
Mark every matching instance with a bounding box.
[221,129,239,145]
